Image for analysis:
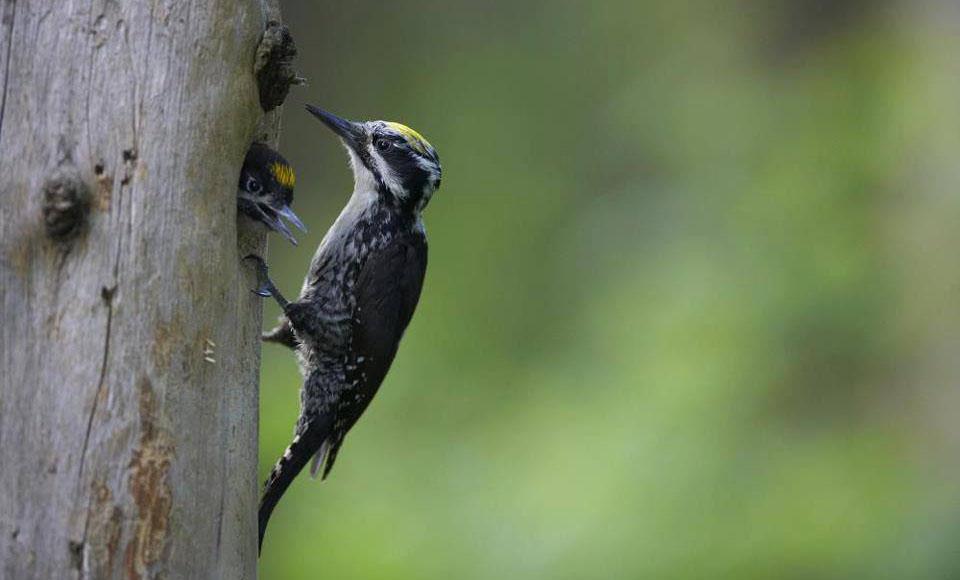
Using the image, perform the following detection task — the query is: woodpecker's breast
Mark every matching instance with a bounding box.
[295,201,412,358]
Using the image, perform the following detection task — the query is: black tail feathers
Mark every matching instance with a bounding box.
[258,418,329,553]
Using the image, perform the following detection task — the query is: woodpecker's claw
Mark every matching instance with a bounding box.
[244,254,289,307]
[244,254,267,270]
[244,254,273,297]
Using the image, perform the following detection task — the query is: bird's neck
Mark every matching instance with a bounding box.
[347,186,421,230]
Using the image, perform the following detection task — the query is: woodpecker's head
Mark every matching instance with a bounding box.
[306,105,441,213]
[238,143,306,245]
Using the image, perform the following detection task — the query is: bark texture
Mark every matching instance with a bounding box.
[0,1,283,577]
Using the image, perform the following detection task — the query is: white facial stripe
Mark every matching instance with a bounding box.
[414,154,437,173]
[237,189,257,202]
[367,144,406,197]
[335,122,441,215]
[346,148,379,194]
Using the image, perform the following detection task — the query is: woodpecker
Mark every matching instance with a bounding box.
[249,105,441,551]
[238,142,306,245]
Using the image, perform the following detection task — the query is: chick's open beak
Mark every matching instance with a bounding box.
[253,204,298,246]
[277,204,307,233]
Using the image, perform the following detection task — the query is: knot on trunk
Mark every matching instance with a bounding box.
[255,21,305,112]
[42,165,90,242]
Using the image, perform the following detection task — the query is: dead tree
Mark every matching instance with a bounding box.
[0,1,297,577]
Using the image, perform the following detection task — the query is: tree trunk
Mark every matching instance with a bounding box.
[0,1,283,577]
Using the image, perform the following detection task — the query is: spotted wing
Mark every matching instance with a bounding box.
[310,231,428,480]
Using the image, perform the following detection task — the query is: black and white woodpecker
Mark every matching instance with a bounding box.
[248,105,441,551]
[238,142,306,245]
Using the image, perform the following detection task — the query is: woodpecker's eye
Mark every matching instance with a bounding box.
[246,175,262,194]
[374,138,391,151]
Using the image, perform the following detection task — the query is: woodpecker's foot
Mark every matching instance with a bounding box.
[244,254,273,297]
[244,255,289,307]
[262,318,299,350]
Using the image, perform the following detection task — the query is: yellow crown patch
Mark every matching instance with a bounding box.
[385,121,433,156]
[270,162,296,190]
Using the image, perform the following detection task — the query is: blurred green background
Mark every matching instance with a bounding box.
[258,1,960,578]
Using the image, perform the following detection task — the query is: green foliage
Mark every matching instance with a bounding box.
[259,1,960,577]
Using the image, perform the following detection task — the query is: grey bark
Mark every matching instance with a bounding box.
[0,1,283,578]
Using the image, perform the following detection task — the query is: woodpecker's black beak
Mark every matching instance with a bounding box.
[306,105,364,152]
